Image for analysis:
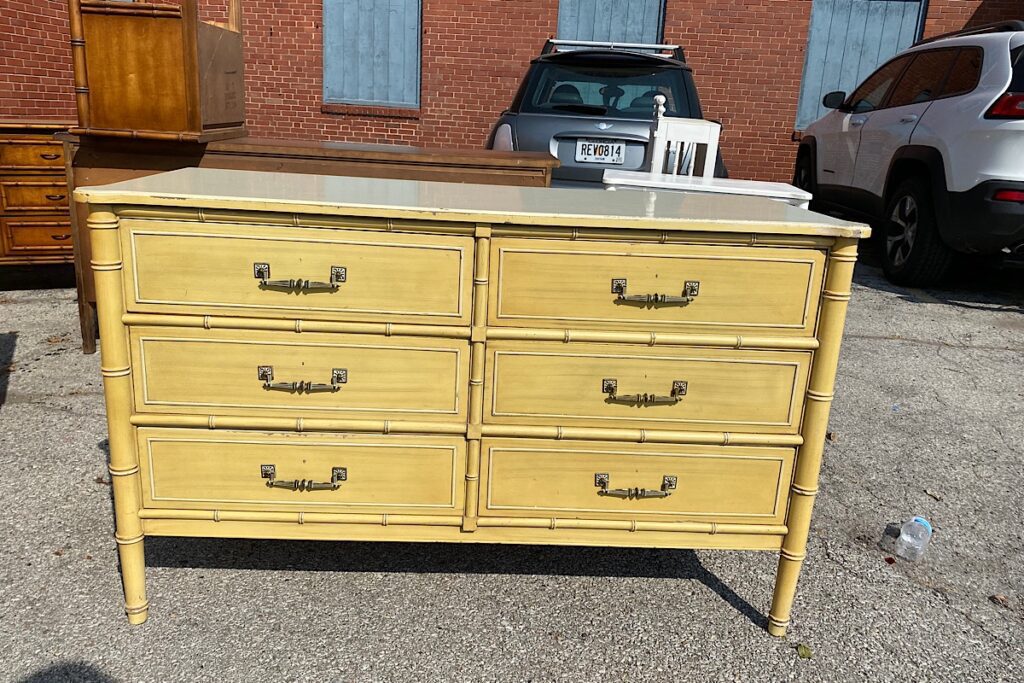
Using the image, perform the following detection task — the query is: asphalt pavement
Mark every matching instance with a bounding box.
[1,252,1021,682]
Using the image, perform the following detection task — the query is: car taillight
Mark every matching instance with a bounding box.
[993,189,1024,202]
[490,124,514,151]
[985,93,1024,119]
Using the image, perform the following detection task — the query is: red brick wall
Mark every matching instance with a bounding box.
[0,1,75,119]
[664,1,813,181]
[1,1,1020,180]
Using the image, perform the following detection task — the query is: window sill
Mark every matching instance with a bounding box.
[321,103,421,120]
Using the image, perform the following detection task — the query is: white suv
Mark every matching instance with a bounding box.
[795,21,1024,286]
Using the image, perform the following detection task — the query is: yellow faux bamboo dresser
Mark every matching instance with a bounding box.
[75,168,869,635]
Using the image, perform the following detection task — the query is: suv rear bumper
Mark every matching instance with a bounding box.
[945,180,1024,253]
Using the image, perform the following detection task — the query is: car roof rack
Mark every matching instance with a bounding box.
[541,39,685,62]
[914,20,1024,46]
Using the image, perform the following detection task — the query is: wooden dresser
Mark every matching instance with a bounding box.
[75,168,869,635]
[0,121,75,266]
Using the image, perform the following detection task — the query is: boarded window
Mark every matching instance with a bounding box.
[323,0,421,108]
[557,0,665,44]
[795,0,926,128]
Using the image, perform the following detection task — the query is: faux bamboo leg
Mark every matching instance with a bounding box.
[768,238,857,637]
[90,207,149,624]
[463,227,490,531]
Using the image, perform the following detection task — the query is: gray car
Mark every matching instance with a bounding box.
[486,39,724,185]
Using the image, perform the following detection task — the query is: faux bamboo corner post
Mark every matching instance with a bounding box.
[89,206,148,624]
[66,0,246,142]
[768,237,858,637]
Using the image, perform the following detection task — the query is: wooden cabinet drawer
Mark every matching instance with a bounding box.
[122,220,473,324]
[0,176,69,211]
[489,238,825,335]
[137,429,466,514]
[480,439,793,524]
[485,341,810,434]
[130,326,468,422]
[0,138,64,170]
[2,217,73,251]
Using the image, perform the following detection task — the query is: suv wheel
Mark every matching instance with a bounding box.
[793,153,814,193]
[881,177,954,286]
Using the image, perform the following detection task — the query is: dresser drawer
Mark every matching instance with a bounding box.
[2,217,73,251]
[122,220,473,324]
[489,238,825,335]
[485,341,810,433]
[0,138,64,170]
[130,326,469,421]
[0,176,69,212]
[480,439,793,524]
[137,429,466,514]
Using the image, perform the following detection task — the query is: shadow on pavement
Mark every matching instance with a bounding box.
[0,332,14,410]
[17,662,117,683]
[0,264,75,291]
[853,239,1024,314]
[146,537,768,629]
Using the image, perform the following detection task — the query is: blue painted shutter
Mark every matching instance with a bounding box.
[795,0,925,129]
[557,0,665,44]
[323,0,421,108]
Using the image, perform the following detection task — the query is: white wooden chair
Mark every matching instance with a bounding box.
[647,94,720,177]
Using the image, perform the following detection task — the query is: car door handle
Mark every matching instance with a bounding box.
[899,114,919,123]
[850,116,867,127]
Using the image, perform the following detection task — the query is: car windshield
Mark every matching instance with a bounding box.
[517,61,699,119]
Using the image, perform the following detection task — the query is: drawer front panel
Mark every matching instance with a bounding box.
[130,327,468,421]
[0,139,64,170]
[480,439,793,524]
[138,429,466,513]
[490,238,825,335]
[486,341,810,433]
[0,176,69,211]
[123,220,473,324]
[2,217,73,251]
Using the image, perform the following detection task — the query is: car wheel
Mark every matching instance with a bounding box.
[793,153,813,193]
[881,177,954,286]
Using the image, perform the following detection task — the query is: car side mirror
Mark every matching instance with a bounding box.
[822,91,847,110]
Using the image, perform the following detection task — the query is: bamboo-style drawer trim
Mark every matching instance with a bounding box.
[489,238,826,335]
[479,424,803,447]
[2,217,73,252]
[136,508,787,536]
[0,139,64,170]
[479,439,794,525]
[129,326,469,422]
[137,429,467,514]
[130,413,469,436]
[121,219,474,325]
[485,327,819,350]
[121,313,470,339]
[0,176,70,212]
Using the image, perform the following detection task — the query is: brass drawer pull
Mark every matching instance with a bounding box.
[261,464,347,491]
[253,262,346,292]
[39,153,61,160]
[51,234,72,241]
[45,193,67,201]
[257,366,347,393]
[595,473,677,499]
[602,378,687,406]
[611,278,700,306]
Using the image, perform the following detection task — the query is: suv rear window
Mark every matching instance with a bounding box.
[517,61,700,120]
[1010,46,1024,91]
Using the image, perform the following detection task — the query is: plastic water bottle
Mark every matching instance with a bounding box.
[894,516,932,561]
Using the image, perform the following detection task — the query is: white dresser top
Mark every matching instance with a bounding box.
[75,167,869,238]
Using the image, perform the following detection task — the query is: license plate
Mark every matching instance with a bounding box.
[575,138,625,164]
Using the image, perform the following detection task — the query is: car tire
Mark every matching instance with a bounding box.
[881,177,954,286]
[793,152,814,194]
